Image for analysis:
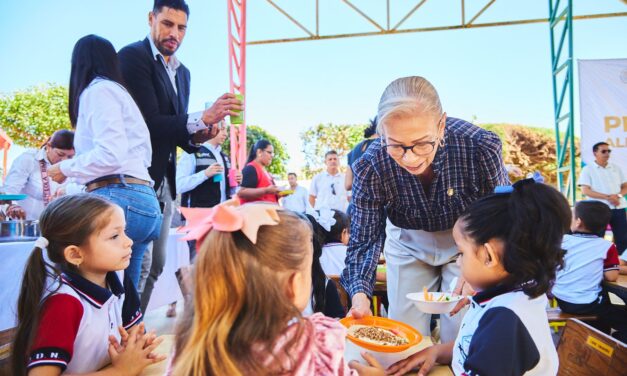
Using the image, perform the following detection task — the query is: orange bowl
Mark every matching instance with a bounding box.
[339,316,422,353]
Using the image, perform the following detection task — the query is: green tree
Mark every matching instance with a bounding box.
[0,84,71,147]
[301,123,368,178]
[223,125,289,177]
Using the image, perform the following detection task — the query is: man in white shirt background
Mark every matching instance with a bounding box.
[281,172,310,214]
[309,150,348,212]
[578,141,627,255]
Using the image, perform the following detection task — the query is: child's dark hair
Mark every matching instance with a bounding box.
[326,210,350,244]
[574,200,611,235]
[305,214,329,313]
[458,179,571,298]
[11,194,116,375]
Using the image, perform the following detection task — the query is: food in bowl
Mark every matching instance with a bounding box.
[348,325,409,347]
[406,289,465,314]
[340,316,422,369]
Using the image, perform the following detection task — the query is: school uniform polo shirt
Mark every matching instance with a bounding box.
[28,271,142,373]
[452,284,558,376]
[553,233,619,304]
[320,243,348,276]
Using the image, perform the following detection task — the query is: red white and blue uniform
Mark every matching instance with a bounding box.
[452,284,558,376]
[27,271,142,373]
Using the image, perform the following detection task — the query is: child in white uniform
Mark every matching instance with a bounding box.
[387,179,571,376]
[318,208,350,276]
[10,194,165,375]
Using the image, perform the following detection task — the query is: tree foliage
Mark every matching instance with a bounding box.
[222,125,289,177]
[0,84,71,147]
[301,123,368,178]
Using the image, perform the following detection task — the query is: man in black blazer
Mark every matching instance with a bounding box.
[119,0,242,311]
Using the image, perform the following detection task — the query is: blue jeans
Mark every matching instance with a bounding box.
[91,183,162,288]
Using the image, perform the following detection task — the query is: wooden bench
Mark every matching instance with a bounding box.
[557,319,626,375]
[0,327,16,374]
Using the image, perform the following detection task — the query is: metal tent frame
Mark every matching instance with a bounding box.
[228,0,626,201]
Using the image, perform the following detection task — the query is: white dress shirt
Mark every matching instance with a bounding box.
[59,78,152,184]
[176,142,226,202]
[578,161,627,209]
[281,185,310,213]
[3,148,63,220]
[147,36,206,134]
[310,171,348,212]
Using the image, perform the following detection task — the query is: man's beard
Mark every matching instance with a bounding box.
[156,38,179,56]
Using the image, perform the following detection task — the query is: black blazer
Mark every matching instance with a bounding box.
[118,38,198,199]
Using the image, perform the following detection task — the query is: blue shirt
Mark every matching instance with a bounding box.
[341,117,509,297]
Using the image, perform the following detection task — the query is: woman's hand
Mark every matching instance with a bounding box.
[264,185,281,195]
[348,352,385,375]
[450,276,474,316]
[387,345,441,376]
[47,164,67,184]
[348,292,373,318]
[6,204,26,220]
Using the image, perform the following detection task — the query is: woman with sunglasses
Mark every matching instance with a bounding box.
[341,76,509,343]
[238,139,280,204]
[3,129,75,220]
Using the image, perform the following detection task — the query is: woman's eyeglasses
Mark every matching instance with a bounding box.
[383,139,438,158]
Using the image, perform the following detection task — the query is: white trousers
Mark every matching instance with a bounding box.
[385,220,466,343]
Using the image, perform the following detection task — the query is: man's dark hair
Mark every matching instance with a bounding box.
[288,172,297,178]
[364,116,377,138]
[592,142,609,153]
[574,200,611,235]
[153,0,189,16]
[324,150,338,159]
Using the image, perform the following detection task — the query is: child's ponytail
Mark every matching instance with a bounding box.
[460,179,571,298]
[11,246,60,376]
[10,194,116,375]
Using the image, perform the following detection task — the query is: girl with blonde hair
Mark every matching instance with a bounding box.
[171,202,382,375]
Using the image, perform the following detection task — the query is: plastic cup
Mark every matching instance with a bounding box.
[229,168,239,187]
[213,174,223,183]
[230,94,244,124]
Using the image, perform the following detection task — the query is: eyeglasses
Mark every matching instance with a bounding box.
[599,149,612,154]
[383,138,439,159]
[331,183,336,195]
[382,114,444,159]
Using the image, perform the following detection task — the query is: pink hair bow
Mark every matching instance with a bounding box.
[178,198,282,244]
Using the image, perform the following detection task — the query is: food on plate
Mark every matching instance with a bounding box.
[278,189,294,197]
[347,325,409,347]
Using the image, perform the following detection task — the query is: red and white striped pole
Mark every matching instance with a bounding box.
[227,0,247,184]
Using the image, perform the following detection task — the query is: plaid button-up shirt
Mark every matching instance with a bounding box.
[341,117,509,298]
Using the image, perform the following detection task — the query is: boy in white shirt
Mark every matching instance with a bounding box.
[552,200,625,342]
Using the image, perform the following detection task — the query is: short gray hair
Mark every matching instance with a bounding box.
[377,76,443,135]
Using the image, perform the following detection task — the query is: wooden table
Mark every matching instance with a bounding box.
[139,335,453,376]
[603,274,627,304]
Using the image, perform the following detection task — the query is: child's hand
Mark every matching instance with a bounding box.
[109,328,166,375]
[387,345,439,376]
[348,352,385,375]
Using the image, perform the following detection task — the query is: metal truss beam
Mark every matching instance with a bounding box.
[228,0,248,172]
[549,0,576,203]
[249,0,626,45]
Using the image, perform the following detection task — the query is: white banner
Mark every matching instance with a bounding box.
[578,59,627,167]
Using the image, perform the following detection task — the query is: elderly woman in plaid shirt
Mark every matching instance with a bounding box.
[340,76,509,342]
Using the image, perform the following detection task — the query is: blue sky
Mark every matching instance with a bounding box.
[1,0,626,171]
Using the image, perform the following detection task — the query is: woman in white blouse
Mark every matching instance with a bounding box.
[47,34,162,288]
[3,130,75,220]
